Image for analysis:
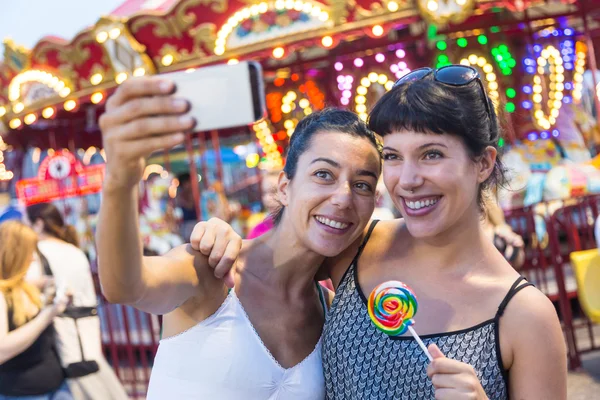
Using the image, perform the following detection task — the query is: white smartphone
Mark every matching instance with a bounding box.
[162,61,266,132]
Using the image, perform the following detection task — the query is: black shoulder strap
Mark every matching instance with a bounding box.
[496,276,534,317]
[37,249,53,277]
[337,220,380,286]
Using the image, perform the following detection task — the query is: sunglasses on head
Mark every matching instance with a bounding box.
[393,65,492,118]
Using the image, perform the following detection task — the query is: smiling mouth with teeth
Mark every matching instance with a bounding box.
[315,216,350,230]
[404,196,441,210]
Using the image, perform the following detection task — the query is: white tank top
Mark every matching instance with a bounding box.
[147,289,326,400]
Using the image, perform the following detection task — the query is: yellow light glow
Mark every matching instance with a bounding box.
[0,106,6,117]
[533,94,542,103]
[284,120,294,129]
[162,54,174,66]
[133,67,146,77]
[299,99,310,108]
[460,59,470,66]
[356,104,367,113]
[468,55,478,64]
[9,119,21,129]
[356,95,366,105]
[368,72,378,82]
[59,87,71,98]
[322,36,333,48]
[378,74,388,85]
[385,81,394,91]
[227,59,239,65]
[90,73,103,85]
[24,113,37,125]
[281,104,292,113]
[427,0,438,11]
[96,31,108,43]
[360,78,371,87]
[357,86,367,95]
[477,57,486,67]
[273,47,285,59]
[64,100,77,111]
[483,64,493,73]
[91,92,104,104]
[387,1,399,11]
[42,107,55,119]
[115,72,128,84]
[215,47,225,56]
[486,73,496,82]
[13,103,24,113]
[109,28,121,40]
[287,91,297,101]
[372,25,384,37]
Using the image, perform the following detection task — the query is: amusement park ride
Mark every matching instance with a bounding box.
[1,0,600,392]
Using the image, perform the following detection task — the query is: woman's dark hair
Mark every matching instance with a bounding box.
[368,73,505,210]
[26,203,79,247]
[272,108,381,225]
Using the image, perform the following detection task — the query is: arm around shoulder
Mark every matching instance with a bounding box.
[503,287,567,399]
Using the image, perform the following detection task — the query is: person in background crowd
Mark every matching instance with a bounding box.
[25,203,128,400]
[175,172,198,242]
[482,194,525,270]
[247,168,281,239]
[0,221,72,399]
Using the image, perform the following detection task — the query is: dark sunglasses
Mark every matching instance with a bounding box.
[393,65,492,118]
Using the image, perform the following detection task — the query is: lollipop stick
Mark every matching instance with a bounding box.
[408,326,433,362]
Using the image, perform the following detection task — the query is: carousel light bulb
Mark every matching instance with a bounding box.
[91,92,104,104]
[281,104,291,113]
[357,86,367,95]
[468,54,478,64]
[533,94,542,103]
[9,119,21,129]
[368,72,378,82]
[356,95,366,105]
[133,67,146,76]
[321,36,333,48]
[375,53,385,63]
[477,58,486,67]
[90,73,103,85]
[24,113,36,125]
[360,78,370,87]
[354,58,364,68]
[385,81,394,91]
[0,106,5,117]
[334,62,343,71]
[115,72,128,84]
[427,0,438,11]
[162,54,174,66]
[64,100,77,111]
[387,1,399,11]
[378,74,388,85]
[486,73,496,82]
[13,103,24,113]
[96,31,108,43]
[372,25,384,37]
[59,87,71,97]
[489,82,498,91]
[483,64,493,73]
[109,28,121,39]
[42,107,55,119]
[356,104,367,113]
[273,47,285,59]
[299,99,310,109]
[287,91,297,101]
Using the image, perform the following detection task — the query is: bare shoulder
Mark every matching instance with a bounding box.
[499,283,567,398]
[499,281,566,367]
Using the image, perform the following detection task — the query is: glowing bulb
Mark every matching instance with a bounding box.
[0,106,5,117]
[281,104,291,113]
[273,47,285,59]
[59,87,71,98]
[357,86,367,95]
[321,36,333,47]
[13,103,24,113]
[377,74,388,85]
[468,55,478,64]
[64,100,77,111]
[90,73,103,85]
[133,67,146,77]
[360,78,371,87]
[109,28,121,39]
[387,1,399,11]
[91,92,104,104]
[162,54,174,66]
[299,99,310,109]
[427,0,438,11]
[372,25,384,37]
[9,119,21,129]
[115,72,128,84]
[42,107,55,119]
[227,59,239,65]
[368,72,378,82]
[24,113,36,125]
[96,31,108,43]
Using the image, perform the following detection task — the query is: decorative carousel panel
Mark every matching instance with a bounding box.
[127,0,230,67]
[29,30,115,93]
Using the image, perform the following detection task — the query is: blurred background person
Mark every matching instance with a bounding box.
[0,220,72,399]
[25,203,128,400]
[247,168,281,239]
[175,172,198,241]
[483,194,525,270]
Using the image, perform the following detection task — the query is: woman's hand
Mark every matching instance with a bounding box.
[427,344,488,400]
[190,218,242,288]
[99,77,194,192]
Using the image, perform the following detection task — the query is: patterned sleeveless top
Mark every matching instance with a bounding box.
[322,221,532,399]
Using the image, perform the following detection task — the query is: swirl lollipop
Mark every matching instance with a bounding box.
[368,281,433,361]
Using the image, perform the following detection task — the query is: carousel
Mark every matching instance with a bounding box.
[1,0,600,393]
